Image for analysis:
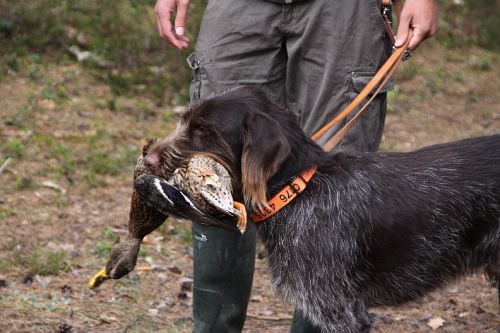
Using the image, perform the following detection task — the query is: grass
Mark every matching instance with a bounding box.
[80,128,140,186]
[94,242,113,259]
[0,0,205,104]
[470,57,492,71]
[94,227,119,258]
[157,220,192,246]
[394,60,418,82]
[3,92,37,129]
[2,138,24,158]
[387,85,407,113]
[2,248,71,276]
[0,206,16,219]
[51,143,76,175]
[14,176,35,190]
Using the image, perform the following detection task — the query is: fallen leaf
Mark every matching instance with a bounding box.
[148,308,159,317]
[260,308,274,316]
[167,265,182,274]
[479,303,498,315]
[428,317,445,330]
[41,180,67,194]
[39,99,56,110]
[99,314,117,323]
[179,277,193,291]
[250,295,263,302]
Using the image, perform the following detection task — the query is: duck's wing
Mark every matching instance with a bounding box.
[200,185,240,217]
[134,175,240,232]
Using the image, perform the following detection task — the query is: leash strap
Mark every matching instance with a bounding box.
[311,33,411,151]
[311,0,410,152]
[250,165,318,222]
[321,32,410,151]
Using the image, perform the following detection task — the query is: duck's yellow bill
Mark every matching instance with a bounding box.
[233,201,247,234]
[88,267,109,289]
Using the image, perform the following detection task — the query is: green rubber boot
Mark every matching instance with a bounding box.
[192,220,256,333]
[290,308,322,333]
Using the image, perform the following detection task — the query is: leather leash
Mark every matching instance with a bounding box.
[320,29,412,152]
[312,0,410,152]
[250,0,410,222]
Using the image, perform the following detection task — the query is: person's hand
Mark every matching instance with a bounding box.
[155,0,190,49]
[394,0,439,51]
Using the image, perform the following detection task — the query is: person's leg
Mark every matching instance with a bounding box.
[285,0,393,331]
[191,222,256,333]
[189,1,286,332]
[286,0,393,152]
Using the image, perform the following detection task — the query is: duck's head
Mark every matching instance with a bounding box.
[106,237,142,279]
[88,237,141,289]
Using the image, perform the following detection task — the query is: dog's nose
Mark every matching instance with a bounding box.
[144,154,159,170]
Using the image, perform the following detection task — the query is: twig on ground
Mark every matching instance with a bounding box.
[135,265,154,272]
[0,158,11,176]
[247,314,293,321]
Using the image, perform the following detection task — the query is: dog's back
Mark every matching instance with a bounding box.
[349,134,500,306]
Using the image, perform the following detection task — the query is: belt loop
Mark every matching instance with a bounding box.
[186,52,200,70]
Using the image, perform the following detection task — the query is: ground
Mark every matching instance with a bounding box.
[0,42,499,333]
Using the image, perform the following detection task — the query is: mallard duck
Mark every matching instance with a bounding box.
[89,147,247,289]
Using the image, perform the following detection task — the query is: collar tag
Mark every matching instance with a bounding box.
[250,165,317,222]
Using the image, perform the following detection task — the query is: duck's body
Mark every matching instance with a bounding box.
[89,146,245,289]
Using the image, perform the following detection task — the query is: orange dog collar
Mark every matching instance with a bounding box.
[250,165,318,222]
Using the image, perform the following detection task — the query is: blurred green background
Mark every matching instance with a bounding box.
[1,0,497,106]
[0,0,206,105]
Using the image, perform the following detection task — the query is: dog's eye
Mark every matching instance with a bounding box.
[193,126,210,137]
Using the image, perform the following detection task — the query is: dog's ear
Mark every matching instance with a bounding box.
[242,113,291,210]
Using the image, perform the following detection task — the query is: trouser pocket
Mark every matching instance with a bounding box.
[340,70,394,153]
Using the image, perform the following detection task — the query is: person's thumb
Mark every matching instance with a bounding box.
[174,0,189,36]
[394,13,411,48]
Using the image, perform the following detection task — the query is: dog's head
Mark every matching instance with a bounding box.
[144,86,323,210]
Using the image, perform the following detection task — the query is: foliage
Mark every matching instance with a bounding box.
[2,138,24,158]
[437,0,500,50]
[0,0,205,103]
[4,248,71,276]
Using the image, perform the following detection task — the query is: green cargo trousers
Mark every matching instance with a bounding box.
[189,0,393,332]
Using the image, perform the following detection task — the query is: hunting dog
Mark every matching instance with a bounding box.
[144,86,500,332]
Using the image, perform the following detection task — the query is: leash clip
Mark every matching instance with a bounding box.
[186,52,200,70]
[382,6,392,26]
[402,49,412,61]
[392,46,412,61]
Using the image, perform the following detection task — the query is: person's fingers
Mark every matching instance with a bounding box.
[407,28,425,51]
[156,13,179,49]
[174,0,189,37]
[394,12,411,48]
[394,0,439,51]
[155,13,165,39]
[155,1,188,49]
